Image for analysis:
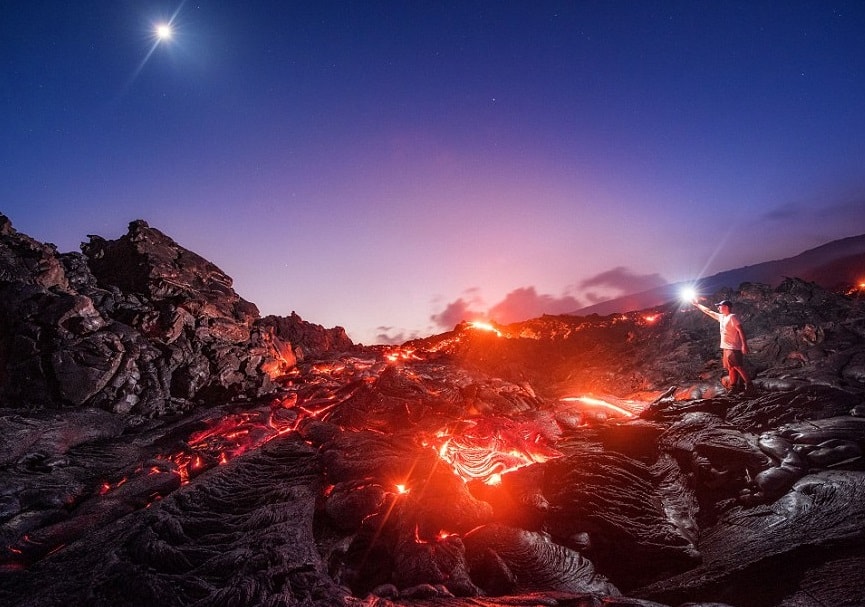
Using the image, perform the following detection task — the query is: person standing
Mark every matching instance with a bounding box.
[694,299,754,395]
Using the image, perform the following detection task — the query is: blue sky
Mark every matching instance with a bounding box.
[3,1,864,343]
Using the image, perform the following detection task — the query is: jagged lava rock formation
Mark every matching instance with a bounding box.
[1,214,864,607]
[0,216,351,415]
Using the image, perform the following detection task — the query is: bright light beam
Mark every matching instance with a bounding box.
[121,39,161,95]
[119,0,187,96]
[679,286,698,303]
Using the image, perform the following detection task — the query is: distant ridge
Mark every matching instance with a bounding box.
[573,233,865,316]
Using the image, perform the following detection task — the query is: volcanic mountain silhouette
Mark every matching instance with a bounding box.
[573,233,865,317]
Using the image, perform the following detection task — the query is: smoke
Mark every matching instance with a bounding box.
[487,287,581,324]
[578,266,666,295]
[430,266,668,330]
[429,296,485,330]
[374,326,414,345]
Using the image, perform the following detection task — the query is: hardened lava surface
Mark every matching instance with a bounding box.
[2,215,865,606]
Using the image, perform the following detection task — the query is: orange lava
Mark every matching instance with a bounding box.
[424,417,562,485]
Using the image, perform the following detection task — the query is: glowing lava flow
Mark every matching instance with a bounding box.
[467,321,503,337]
[385,348,421,363]
[159,404,299,485]
[424,418,562,485]
[561,396,639,418]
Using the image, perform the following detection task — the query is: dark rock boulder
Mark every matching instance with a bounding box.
[0,216,352,416]
[79,220,274,407]
[0,218,164,412]
[0,215,69,291]
[259,311,354,359]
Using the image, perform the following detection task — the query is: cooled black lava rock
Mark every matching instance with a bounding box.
[2,216,864,607]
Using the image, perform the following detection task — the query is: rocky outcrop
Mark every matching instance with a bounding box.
[430,278,865,402]
[260,311,354,360]
[0,216,352,416]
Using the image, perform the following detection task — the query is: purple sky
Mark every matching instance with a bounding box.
[3,1,865,344]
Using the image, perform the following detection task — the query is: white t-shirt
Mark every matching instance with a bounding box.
[719,313,743,350]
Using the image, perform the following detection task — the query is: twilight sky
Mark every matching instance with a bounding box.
[3,2,865,344]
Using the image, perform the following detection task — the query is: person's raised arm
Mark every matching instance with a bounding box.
[694,301,720,320]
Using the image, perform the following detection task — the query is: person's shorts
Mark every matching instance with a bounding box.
[723,348,744,368]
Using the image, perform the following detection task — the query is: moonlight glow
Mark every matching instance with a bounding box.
[155,23,172,40]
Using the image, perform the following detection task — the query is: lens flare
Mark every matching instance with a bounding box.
[679,286,697,303]
[155,23,172,40]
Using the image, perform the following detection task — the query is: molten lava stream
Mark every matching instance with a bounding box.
[429,420,563,485]
[560,395,642,418]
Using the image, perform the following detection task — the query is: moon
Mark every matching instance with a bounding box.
[155,23,172,41]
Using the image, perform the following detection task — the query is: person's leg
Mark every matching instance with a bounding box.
[722,350,739,392]
[730,368,742,388]
[737,365,752,392]
[727,350,752,393]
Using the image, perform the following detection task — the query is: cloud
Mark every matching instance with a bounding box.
[763,190,865,227]
[430,286,582,330]
[487,287,581,324]
[429,266,668,331]
[374,326,425,345]
[374,327,408,345]
[578,266,667,294]
[429,296,485,330]
[762,202,802,222]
